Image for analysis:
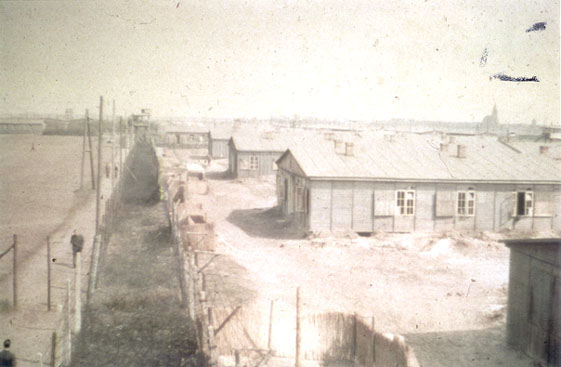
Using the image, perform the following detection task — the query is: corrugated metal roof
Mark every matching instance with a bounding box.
[164,124,209,134]
[230,131,295,152]
[230,128,364,152]
[281,133,561,183]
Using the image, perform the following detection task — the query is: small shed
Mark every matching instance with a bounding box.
[502,238,561,367]
[208,127,233,159]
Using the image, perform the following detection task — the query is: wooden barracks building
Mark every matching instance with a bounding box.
[276,133,561,233]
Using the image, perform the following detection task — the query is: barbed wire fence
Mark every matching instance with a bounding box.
[0,235,17,310]
[47,135,133,367]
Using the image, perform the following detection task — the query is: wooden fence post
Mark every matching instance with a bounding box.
[208,307,217,367]
[295,287,301,367]
[87,235,101,304]
[371,316,376,366]
[351,313,357,363]
[12,234,17,308]
[51,332,57,367]
[47,236,51,311]
[188,248,196,321]
[74,252,82,334]
[65,280,71,364]
[268,300,274,351]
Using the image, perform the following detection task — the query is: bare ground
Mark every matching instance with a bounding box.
[189,158,535,367]
[0,134,117,366]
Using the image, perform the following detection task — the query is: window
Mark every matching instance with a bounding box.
[514,191,533,216]
[295,186,305,212]
[457,191,475,216]
[396,190,415,215]
[249,156,259,170]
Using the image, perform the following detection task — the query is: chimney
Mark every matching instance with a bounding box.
[334,140,344,154]
[440,143,448,152]
[539,146,549,154]
[345,142,354,156]
[448,136,456,144]
[457,144,466,158]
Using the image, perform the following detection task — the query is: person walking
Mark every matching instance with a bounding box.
[70,230,84,268]
[0,339,15,366]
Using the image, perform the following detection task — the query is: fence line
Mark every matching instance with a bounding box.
[48,140,132,367]
[156,139,421,367]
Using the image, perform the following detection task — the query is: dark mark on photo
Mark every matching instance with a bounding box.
[526,22,546,32]
[479,48,488,67]
[492,73,539,82]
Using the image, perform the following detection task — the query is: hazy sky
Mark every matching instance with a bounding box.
[0,0,559,124]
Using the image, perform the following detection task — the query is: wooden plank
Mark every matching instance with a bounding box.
[332,181,353,231]
[214,306,242,336]
[353,182,373,232]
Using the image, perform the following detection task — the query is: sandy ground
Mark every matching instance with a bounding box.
[0,134,117,366]
[189,158,536,367]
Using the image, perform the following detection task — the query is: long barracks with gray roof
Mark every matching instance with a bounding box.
[276,132,561,233]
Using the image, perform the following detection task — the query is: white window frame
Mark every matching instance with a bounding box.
[249,156,259,170]
[514,191,533,216]
[457,190,476,216]
[396,190,415,216]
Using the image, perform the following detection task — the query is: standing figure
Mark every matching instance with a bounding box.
[0,339,15,367]
[70,230,84,268]
[114,165,118,179]
[105,163,110,179]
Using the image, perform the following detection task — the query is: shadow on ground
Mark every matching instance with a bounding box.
[404,326,532,367]
[205,169,232,181]
[226,206,305,240]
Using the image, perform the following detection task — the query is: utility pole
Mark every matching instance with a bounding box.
[95,96,103,233]
[111,100,115,188]
[80,115,86,190]
[86,110,95,189]
[119,117,123,184]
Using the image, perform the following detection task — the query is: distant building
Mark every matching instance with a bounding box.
[208,127,232,159]
[64,108,74,120]
[164,125,209,150]
[545,126,561,141]
[228,131,289,178]
[502,238,561,367]
[0,119,45,134]
[276,133,561,233]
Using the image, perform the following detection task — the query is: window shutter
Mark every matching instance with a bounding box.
[374,190,394,216]
[436,191,454,217]
[534,191,553,216]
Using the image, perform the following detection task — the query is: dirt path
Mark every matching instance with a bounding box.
[0,135,115,366]
[71,143,198,366]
